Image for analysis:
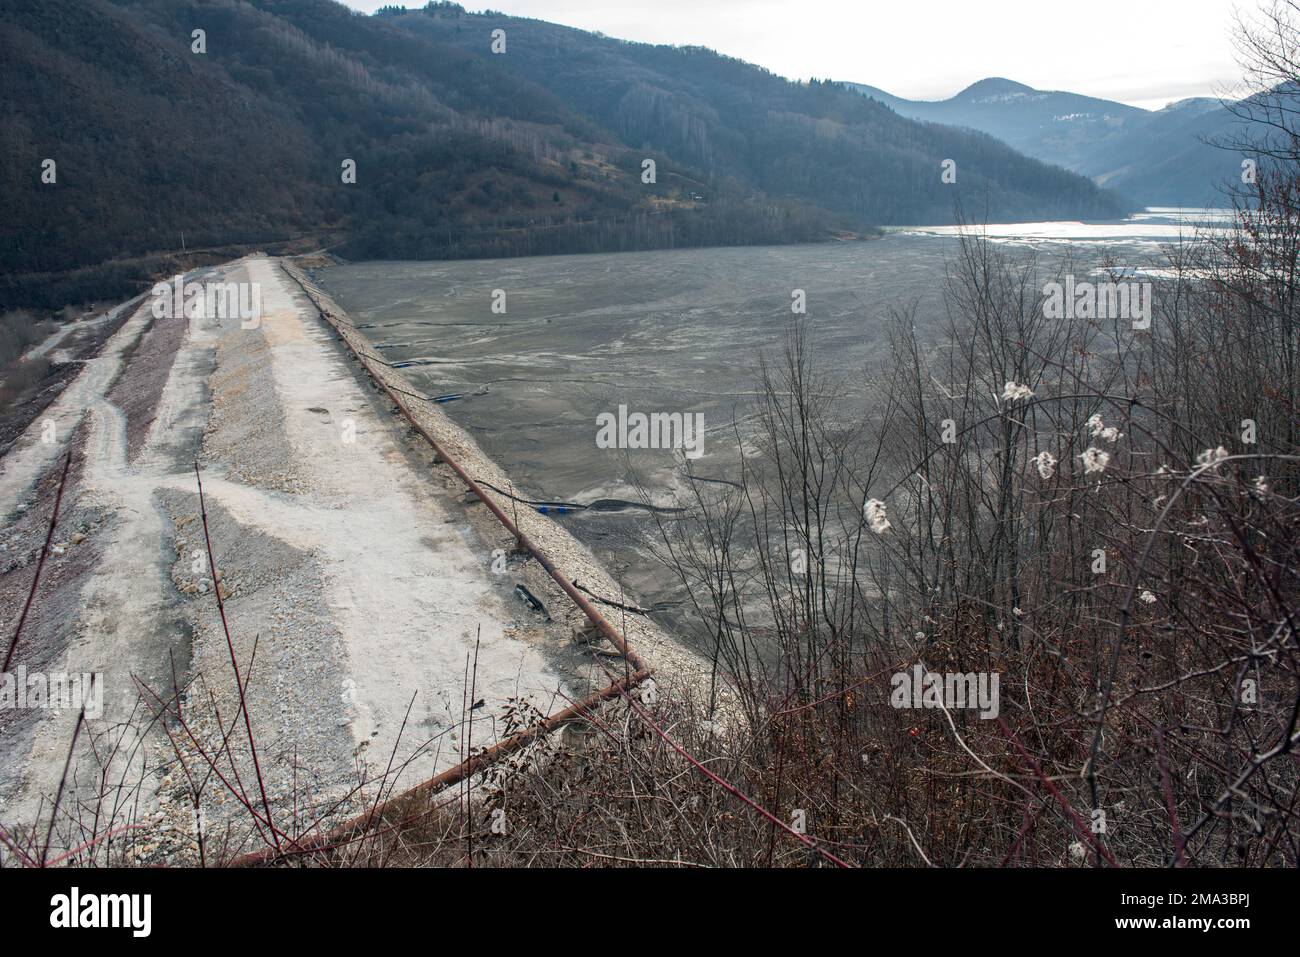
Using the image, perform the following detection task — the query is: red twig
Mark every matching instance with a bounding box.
[0,822,37,867]
[1156,726,1186,867]
[40,686,93,865]
[598,661,853,868]
[45,822,152,867]
[3,450,73,672]
[997,717,1118,867]
[194,461,279,853]
[466,631,479,868]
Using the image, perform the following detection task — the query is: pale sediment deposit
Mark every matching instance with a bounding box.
[0,256,704,865]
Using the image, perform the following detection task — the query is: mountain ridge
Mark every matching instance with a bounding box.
[1,0,1131,308]
[842,76,1245,205]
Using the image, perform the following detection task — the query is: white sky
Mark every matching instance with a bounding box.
[340,0,1248,110]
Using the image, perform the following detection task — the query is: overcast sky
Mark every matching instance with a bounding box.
[339,0,1246,110]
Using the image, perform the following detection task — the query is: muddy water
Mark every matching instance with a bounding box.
[314,217,1210,620]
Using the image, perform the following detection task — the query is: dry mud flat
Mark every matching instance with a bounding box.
[0,256,706,865]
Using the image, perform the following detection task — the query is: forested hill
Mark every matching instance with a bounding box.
[1,0,1130,294]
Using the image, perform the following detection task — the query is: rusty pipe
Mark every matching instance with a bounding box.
[281,262,647,674]
[231,669,650,866]
[224,264,656,867]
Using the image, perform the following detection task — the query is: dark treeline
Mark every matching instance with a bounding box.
[1,0,1129,308]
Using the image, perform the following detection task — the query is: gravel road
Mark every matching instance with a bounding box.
[0,257,704,864]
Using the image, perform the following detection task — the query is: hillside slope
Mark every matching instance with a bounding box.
[0,0,1129,306]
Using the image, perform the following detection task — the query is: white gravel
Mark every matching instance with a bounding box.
[1,256,709,864]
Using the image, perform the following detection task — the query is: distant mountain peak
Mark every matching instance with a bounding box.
[1160,96,1221,113]
[955,77,1036,100]
[839,72,1236,206]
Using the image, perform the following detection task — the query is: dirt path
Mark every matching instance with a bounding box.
[0,275,218,847]
[4,394,187,835]
[0,296,148,516]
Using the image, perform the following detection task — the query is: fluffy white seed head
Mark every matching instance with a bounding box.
[1196,446,1229,470]
[1079,447,1110,474]
[864,498,891,534]
[1031,450,1057,480]
[1002,380,1034,403]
